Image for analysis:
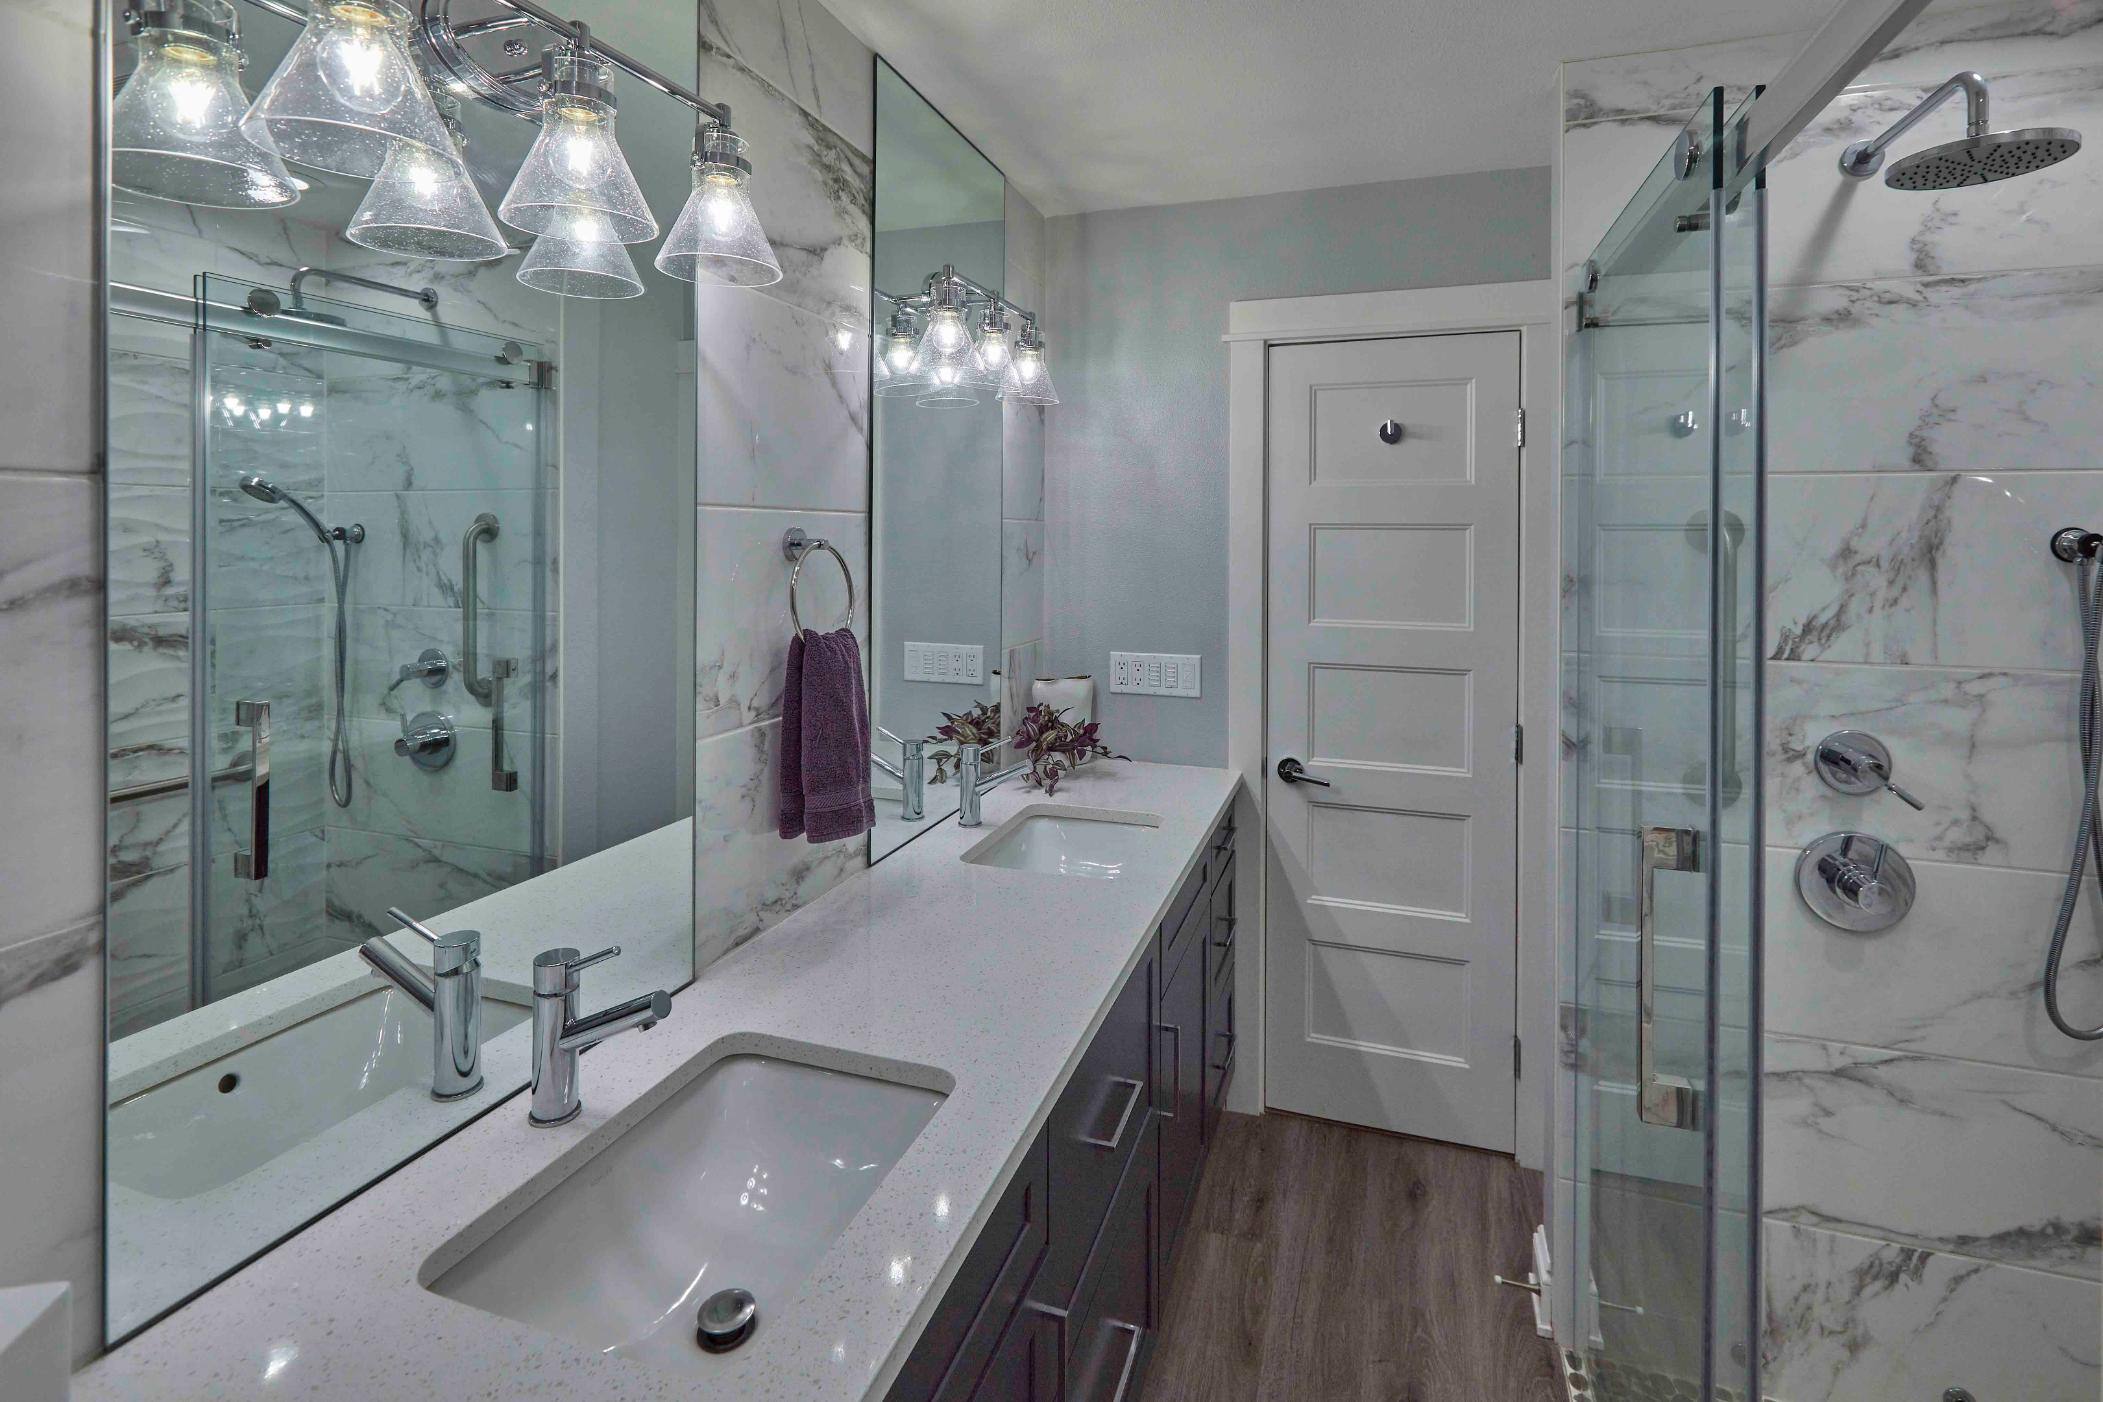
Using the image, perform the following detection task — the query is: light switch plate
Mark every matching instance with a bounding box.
[1110,651,1200,697]
[904,641,985,685]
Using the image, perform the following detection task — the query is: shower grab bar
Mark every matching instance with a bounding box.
[462,513,500,704]
[490,657,520,793]
[1637,825,1699,1130]
[232,700,271,883]
[290,265,438,315]
[109,759,253,806]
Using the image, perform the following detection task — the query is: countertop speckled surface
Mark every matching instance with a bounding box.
[75,761,1239,1401]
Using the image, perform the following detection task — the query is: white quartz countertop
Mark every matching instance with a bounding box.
[75,761,1240,1402]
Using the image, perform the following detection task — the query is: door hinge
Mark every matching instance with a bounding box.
[1513,723,1524,764]
[1514,407,1526,448]
[1514,1035,1523,1079]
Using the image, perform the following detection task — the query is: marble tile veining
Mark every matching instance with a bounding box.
[696,506,867,741]
[698,0,873,155]
[1002,518,1045,651]
[695,285,870,512]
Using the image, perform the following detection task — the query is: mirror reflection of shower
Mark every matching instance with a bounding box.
[238,473,363,808]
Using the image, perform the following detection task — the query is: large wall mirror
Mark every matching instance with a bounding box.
[102,0,699,1339]
[869,60,1034,861]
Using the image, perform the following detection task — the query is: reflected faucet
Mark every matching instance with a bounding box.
[358,907,485,1101]
[528,945,672,1127]
[875,725,926,821]
[957,740,1006,827]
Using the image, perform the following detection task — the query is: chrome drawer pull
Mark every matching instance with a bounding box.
[1080,1075,1145,1152]
[1158,1022,1182,1120]
[1108,1322,1144,1402]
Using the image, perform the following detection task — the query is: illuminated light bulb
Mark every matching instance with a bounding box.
[654,124,783,286]
[111,0,299,209]
[499,52,656,244]
[241,0,452,178]
[999,322,1060,405]
[906,276,994,404]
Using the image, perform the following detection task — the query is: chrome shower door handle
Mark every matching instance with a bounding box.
[462,513,499,704]
[489,657,519,792]
[232,700,271,882]
[1637,825,1699,1129]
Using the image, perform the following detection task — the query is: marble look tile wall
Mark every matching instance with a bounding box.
[692,0,878,973]
[0,0,104,1361]
[1559,3,2103,1396]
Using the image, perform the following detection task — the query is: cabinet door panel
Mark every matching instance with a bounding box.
[1156,948,1205,1275]
[1067,1130,1158,1402]
[1045,945,1154,1311]
[971,1303,1060,1402]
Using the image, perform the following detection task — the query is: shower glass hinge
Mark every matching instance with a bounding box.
[1513,407,1526,448]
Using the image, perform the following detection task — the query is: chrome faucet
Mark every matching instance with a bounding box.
[957,740,1005,827]
[874,726,927,821]
[358,907,484,1101]
[528,945,672,1127]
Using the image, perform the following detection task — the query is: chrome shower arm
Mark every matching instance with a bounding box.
[1840,71,1988,177]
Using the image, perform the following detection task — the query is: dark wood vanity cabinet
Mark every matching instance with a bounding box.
[889,811,1236,1402]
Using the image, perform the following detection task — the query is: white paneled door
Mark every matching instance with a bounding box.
[1263,331,1521,1152]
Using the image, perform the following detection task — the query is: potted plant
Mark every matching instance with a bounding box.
[1011,703,1127,796]
[925,700,1001,785]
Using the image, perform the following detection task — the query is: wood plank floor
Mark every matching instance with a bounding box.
[1147,1111,1564,1402]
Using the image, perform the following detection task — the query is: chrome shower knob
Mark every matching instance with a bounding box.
[1797,832,1915,933]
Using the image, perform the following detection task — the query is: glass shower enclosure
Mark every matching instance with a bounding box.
[107,273,551,1032]
[1560,90,1764,1400]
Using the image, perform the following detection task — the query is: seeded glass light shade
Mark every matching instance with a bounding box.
[516,225,643,299]
[909,281,995,405]
[499,54,656,243]
[112,1,298,208]
[874,307,930,398]
[655,126,783,285]
[242,0,452,178]
[973,306,1012,376]
[1001,326,1060,405]
[346,112,506,261]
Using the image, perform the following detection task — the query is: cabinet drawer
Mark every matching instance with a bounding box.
[1043,944,1154,1311]
[1205,853,1236,994]
[1209,813,1234,860]
[887,1129,1050,1402]
[1065,1127,1158,1402]
[1159,853,1210,975]
[967,1298,1060,1402]
[1155,944,1205,1277]
[1204,953,1234,1140]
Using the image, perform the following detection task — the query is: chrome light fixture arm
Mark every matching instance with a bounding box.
[417,0,729,124]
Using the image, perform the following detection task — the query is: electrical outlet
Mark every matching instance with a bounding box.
[904,641,984,684]
[1109,651,1200,697]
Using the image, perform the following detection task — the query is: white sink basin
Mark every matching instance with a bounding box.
[107,987,529,1201]
[961,804,1163,878]
[427,1054,944,1376]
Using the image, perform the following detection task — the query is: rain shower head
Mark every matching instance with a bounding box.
[1882,127,2082,190]
[1840,72,2082,189]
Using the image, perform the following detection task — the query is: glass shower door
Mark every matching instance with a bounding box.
[193,275,550,1004]
[1561,91,1764,1401]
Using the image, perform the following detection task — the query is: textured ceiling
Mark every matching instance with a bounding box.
[823,0,1838,214]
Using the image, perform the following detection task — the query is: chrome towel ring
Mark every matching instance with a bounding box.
[782,527,855,634]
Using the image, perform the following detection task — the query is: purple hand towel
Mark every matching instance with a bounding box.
[777,626,875,843]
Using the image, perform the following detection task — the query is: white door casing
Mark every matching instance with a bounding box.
[1262,330,1522,1152]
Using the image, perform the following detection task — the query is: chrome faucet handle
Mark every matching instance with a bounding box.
[387,905,443,944]
[532,944,621,995]
[1813,730,1925,811]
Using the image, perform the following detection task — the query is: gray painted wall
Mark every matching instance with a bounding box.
[1041,168,1551,765]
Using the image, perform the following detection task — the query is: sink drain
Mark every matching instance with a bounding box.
[697,1287,758,1353]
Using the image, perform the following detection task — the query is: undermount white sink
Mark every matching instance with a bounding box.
[961,804,1164,878]
[107,987,529,1201]
[427,1054,945,1377]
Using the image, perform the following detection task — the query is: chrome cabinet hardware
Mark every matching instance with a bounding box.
[1797,832,1916,933]
[1158,1021,1182,1120]
[1107,1321,1144,1402]
[395,711,457,770]
[489,658,520,792]
[529,944,672,1126]
[462,512,500,703]
[1637,826,1700,1129]
[358,907,485,1100]
[1813,730,1924,810]
[1276,757,1330,788]
[232,700,271,881]
[1080,1076,1145,1152]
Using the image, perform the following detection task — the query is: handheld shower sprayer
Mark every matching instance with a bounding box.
[2042,525,2103,1041]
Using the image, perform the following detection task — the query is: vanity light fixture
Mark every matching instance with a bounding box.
[499,45,656,244]
[655,124,783,285]
[1000,318,1059,406]
[874,266,1059,407]
[345,96,508,260]
[112,0,300,208]
[241,0,453,179]
[515,224,644,299]
[909,273,996,405]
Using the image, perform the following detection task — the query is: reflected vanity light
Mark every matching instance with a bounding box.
[118,0,779,300]
[875,267,1061,408]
